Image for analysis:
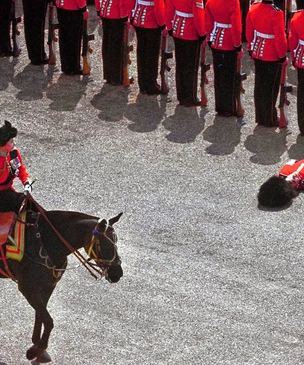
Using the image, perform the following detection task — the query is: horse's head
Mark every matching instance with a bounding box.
[85,213,123,283]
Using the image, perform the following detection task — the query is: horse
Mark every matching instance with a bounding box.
[0,196,123,364]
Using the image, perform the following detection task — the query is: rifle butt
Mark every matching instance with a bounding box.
[278,108,288,128]
[200,87,207,107]
[83,56,91,75]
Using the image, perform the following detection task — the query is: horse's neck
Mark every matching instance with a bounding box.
[42,210,98,252]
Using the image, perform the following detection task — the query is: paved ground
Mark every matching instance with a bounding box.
[1,6,304,365]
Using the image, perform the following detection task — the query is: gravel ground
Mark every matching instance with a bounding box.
[1,6,304,365]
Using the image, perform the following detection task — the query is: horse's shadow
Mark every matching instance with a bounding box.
[91,83,131,122]
[203,114,243,155]
[12,63,48,101]
[244,125,288,165]
[124,93,167,133]
[46,73,89,111]
[162,105,205,143]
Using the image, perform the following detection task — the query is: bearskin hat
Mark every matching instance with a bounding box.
[0,120,17,146]
[257,175,296,207]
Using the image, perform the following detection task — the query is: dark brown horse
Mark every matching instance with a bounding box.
[0,199,123,364]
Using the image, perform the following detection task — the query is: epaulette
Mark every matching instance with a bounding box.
[272,4,280,11]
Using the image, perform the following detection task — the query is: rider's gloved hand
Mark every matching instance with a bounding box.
[24,181,32,194]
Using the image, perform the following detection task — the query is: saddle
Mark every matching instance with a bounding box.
[0,212,16,246]
[0,211,27,261]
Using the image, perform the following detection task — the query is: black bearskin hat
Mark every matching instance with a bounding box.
[0,120,17,146]
[257,175,296,207]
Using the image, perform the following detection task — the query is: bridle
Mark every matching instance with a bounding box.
[86,219,122,269]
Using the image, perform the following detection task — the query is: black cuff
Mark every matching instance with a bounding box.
[168,29,173,37]
[199,34,207,42]
[160,24,166,31]
[234,45,242,52]
[122,16,128,22]
[80,5,87,13]
[279,56,287,63]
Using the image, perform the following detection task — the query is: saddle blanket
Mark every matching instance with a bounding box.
[6,211,26,261]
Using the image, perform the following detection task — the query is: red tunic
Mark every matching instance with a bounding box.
[56,0,86,11]
[0,149,29,191]
[205,0,242,51]
[95,0,135,18]
[132,0,165,28]
[279,159,304,189]
[165,0,206,41]
[246,1,287,61]
[289,10,304,69]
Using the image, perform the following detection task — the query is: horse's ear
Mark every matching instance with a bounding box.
[97,219,107,232]
[109,212,123,226]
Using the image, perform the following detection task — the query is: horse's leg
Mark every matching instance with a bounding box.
[19,284,55,361]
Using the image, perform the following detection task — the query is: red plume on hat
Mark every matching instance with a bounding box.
[0,120,17,147]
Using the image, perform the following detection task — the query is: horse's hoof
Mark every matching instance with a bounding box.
[27,345,39,360]
[36,350,52,363]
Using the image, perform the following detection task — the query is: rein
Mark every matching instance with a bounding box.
[26,194,103,280]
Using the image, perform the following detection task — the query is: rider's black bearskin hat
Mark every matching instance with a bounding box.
[257,175,296,207]
[0,120,17,146]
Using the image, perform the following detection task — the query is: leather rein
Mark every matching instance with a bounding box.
[25,194,112,280]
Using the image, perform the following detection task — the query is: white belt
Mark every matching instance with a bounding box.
[210,22,232,42]
[256,31,274,39]
[299,39,304,45]
[138,0,154,5]
[214,22,232,29]
[175,10,194,18]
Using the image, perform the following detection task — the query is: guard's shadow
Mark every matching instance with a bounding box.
[124,93,167,133]
[12,63,48,101]
[46,73,88,111]
[244,125,288,165]
[91,83,130,121]
[287,134,304,160]
[162,105,205,143]
[0,57,15,91]
[203,114,243,155]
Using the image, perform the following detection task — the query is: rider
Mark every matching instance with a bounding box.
[0,120,32,213]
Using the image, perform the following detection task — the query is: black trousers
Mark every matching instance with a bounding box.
[239,0,249,42]
[297,68,304,134]
[212,48,238,115]
[0,189,24,214]
[0,0,12,54]
[22,0,48,62]
[101,17,125,85]
[57,8,83,74]
[174,37,200,105]
[254,59,281,126]
[296,0,304,9]
[134,26,161,93]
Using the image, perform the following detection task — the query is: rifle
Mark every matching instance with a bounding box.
[160,30,173,95]
[47,2,59,65]
[285,0,292,39]
[10,1,21,57]
[278,58,292,128]
[200,40,210,106]
[235,51,247,117]
[122,21,134,87]
[82,19,94,75]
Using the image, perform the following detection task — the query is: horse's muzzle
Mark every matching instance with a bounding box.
[106,265,123,283]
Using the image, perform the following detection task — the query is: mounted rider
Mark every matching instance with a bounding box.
[0,120,32,214]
